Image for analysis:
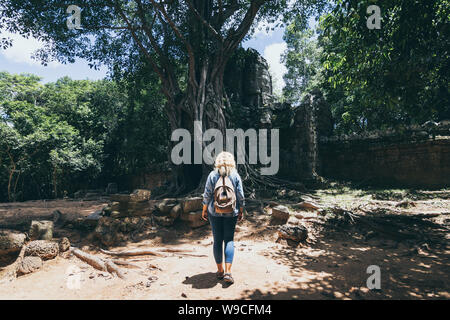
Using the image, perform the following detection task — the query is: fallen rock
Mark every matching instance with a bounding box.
[87,210,103,220]
[278,224,308,242]
[105,198,153,217]
[95,217,122,246]
[169,204,183,220]
[25,240,59,260]
[180,211,208,228]
[271,205,290,223]
[110,211,122,218]
[59,237,71,252]
[181,197,203,213]
[83,210,103,228]
[17,256,43,276]
[94,216,150,246]
[126,201,153,216]
[130,189,152,202]
[29,220,53,240]
[156,198,178,216]
[110,202,121,212]
[119,217,146,233]
[153,215,176,227]
[0,230,26,255]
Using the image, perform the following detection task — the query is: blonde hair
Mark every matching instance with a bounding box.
[214,151,236,176]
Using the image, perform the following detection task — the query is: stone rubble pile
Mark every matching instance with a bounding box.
[0,224,70,279]
[102,190,207,229]
[93,190,208,246]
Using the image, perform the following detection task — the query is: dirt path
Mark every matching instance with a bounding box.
[0,189,449,300]
[1,224,448,300]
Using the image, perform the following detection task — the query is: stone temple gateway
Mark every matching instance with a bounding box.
[224,48,450,188]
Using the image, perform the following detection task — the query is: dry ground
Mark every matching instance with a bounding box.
[0,187,449,300]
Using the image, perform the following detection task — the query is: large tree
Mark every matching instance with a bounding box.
[1,0,324,192]
[318,0,450,133]
[282,0,449,134]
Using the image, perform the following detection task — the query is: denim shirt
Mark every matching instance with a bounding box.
[202,169,245,217]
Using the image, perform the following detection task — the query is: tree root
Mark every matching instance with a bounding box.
[0,245,26,283]
[100,248,167,257]
[71,248,126,279]
[100,247,207,258]
[167,252,208,257]
[105,260,126,279]
[111,259,142,269]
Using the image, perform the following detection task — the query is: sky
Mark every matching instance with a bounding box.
[0,24,288,93]
[243,26,287,94]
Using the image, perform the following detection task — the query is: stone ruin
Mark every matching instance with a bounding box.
[224,48,275,129]
[276,88,450,188]
[0,223,71,280]
[94,189,208,246]
[319,120,450,187]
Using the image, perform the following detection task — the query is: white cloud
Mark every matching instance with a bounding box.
[263,42,287,94]
[1,32,61,67]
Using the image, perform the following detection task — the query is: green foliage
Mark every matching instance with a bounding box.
[0,1,328,121]
[103,65,169,178]
[282,17,323,103]
[0,72,168,202]
[283,0,450,134]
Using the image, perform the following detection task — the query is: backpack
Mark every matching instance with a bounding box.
[213,175,236,214]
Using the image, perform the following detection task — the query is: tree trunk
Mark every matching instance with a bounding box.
[166,61,227,195]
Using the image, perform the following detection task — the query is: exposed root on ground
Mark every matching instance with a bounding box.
[100,248,167,258]
[0,245,26,283]
[72,247,126,279]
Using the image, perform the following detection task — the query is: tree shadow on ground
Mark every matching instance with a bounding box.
[355,187,450,201]
[239,215,450,300]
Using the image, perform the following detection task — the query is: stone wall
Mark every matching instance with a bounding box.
[277,90,450,188]
[278,90,332,183]
[129,171,170,191]
[319,137,450,188]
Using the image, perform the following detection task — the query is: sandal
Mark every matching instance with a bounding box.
[216,271,224,279]
[223,273,234,284]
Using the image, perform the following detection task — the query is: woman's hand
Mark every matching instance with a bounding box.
[201,204,208,221]
[238,208,244,221]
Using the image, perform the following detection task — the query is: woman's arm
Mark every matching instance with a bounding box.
[235,174,245,209]
[202,172,213,220]
[235,174,245,221]
[202,172,213,206]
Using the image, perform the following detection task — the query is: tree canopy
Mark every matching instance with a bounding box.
[283,0,449,134]
[0,71,168,202]
[1,1,324,120]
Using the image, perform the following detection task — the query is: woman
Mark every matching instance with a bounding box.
[202,151,244,284]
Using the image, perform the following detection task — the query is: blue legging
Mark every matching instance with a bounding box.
[208,215,238,264]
